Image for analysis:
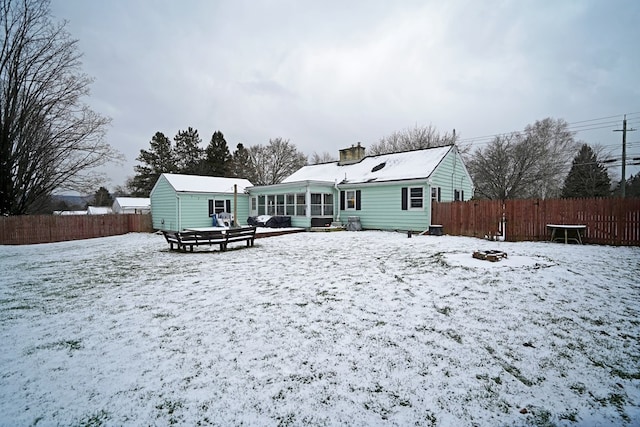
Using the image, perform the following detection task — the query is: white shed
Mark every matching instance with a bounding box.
[112,197,151,214]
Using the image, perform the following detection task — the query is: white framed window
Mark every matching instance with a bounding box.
[296,193,305,216]
[276,194,285,215]
[208,199,230,216]
[346,190,356,210]
[409,187,423,210]
[323,194,333,215]
[431,187,441,202]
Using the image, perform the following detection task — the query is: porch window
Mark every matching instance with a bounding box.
[310,193,322,216]
[286,194,296,216]
[276,194,285,215]
[267,195,275,215]
[323,194,333,215]
[258,195,266,215]
[296,193,305,216]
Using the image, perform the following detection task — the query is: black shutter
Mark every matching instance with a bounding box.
[208,200,214,216]
[355,190,361,210]
[340,191,345,210]
[438,187,441,202]
[401,187,408,210]
[225,200,231,213]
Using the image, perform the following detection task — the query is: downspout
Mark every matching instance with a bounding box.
[306,186,311,226]
[451,148,457,201]
[334,179,340,222]
[177,194,182,231]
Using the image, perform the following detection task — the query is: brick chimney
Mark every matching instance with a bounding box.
[338,142,365,165]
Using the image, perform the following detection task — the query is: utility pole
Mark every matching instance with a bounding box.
[614,115,636,198]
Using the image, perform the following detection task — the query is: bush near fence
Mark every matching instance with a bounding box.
[0,214,153,245]
[432,197,640,246]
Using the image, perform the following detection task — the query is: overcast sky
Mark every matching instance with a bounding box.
[49,0,640,190]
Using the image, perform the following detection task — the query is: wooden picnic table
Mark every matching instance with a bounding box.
[547,224,586,244]
[163,226,256,252]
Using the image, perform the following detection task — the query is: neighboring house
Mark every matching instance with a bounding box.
[247,144,474,232]
[53,210,88,215]
[87,206,113,215]
[112,197,151,214]
[150,173,253,231]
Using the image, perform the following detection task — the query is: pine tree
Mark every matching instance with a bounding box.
[91,186,113,207]
[614,171,640,197]
[130,132,176,196]
[173,127,203,175]
[202,131,232,177]
[628,172,640,197]
[229,143,255,180]
[561,144,611,198]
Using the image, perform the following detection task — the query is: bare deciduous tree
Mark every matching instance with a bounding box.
[0,0,121,214]
[522,118,578,198]
[310,151,336,164]
[248,138,307,185]
[468,118,579,200]
[368,124,459,155]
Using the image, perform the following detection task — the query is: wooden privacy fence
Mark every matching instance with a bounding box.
[0,214,153,245]
[432,197,640,246]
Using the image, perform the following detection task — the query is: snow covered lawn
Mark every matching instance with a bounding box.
[1,231,639,426]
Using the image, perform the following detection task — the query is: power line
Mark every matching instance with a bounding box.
[458,112,640,148]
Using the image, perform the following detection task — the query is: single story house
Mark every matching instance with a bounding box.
[247,144,474,232]
[150,173,252,231]
[112,197,151,214]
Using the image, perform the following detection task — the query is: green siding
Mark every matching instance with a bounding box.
[150,175,250,230]
[150,175,179,231]
[177,193,250,229]
[430,149,474,202]
[339,183,430,232]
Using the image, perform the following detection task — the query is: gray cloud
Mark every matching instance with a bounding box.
[50,0,640,188]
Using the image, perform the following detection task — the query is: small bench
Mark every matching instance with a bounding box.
[225,226,257,250]
[162,226,256,252]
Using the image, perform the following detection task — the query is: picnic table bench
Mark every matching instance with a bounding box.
[546,224,586,244]
[162,226,256,252]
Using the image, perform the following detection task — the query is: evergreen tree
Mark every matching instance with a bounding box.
[91,186,113,207]
[174,127,204,175]
[561,144,611,198]
[130,132,176,196]
[202,131,232,177]
[628,172,640,197]
[229,143,256,181]
[613,171,640,197]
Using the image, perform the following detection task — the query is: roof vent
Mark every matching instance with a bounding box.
[371,162,386,173]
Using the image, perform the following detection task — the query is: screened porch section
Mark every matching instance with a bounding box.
[251,193,334,218]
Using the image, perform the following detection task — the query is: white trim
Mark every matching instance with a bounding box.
[345,190,357,210]
[408,186,425,211]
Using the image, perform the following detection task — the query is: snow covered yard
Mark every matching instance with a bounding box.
[1,231,639,426]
